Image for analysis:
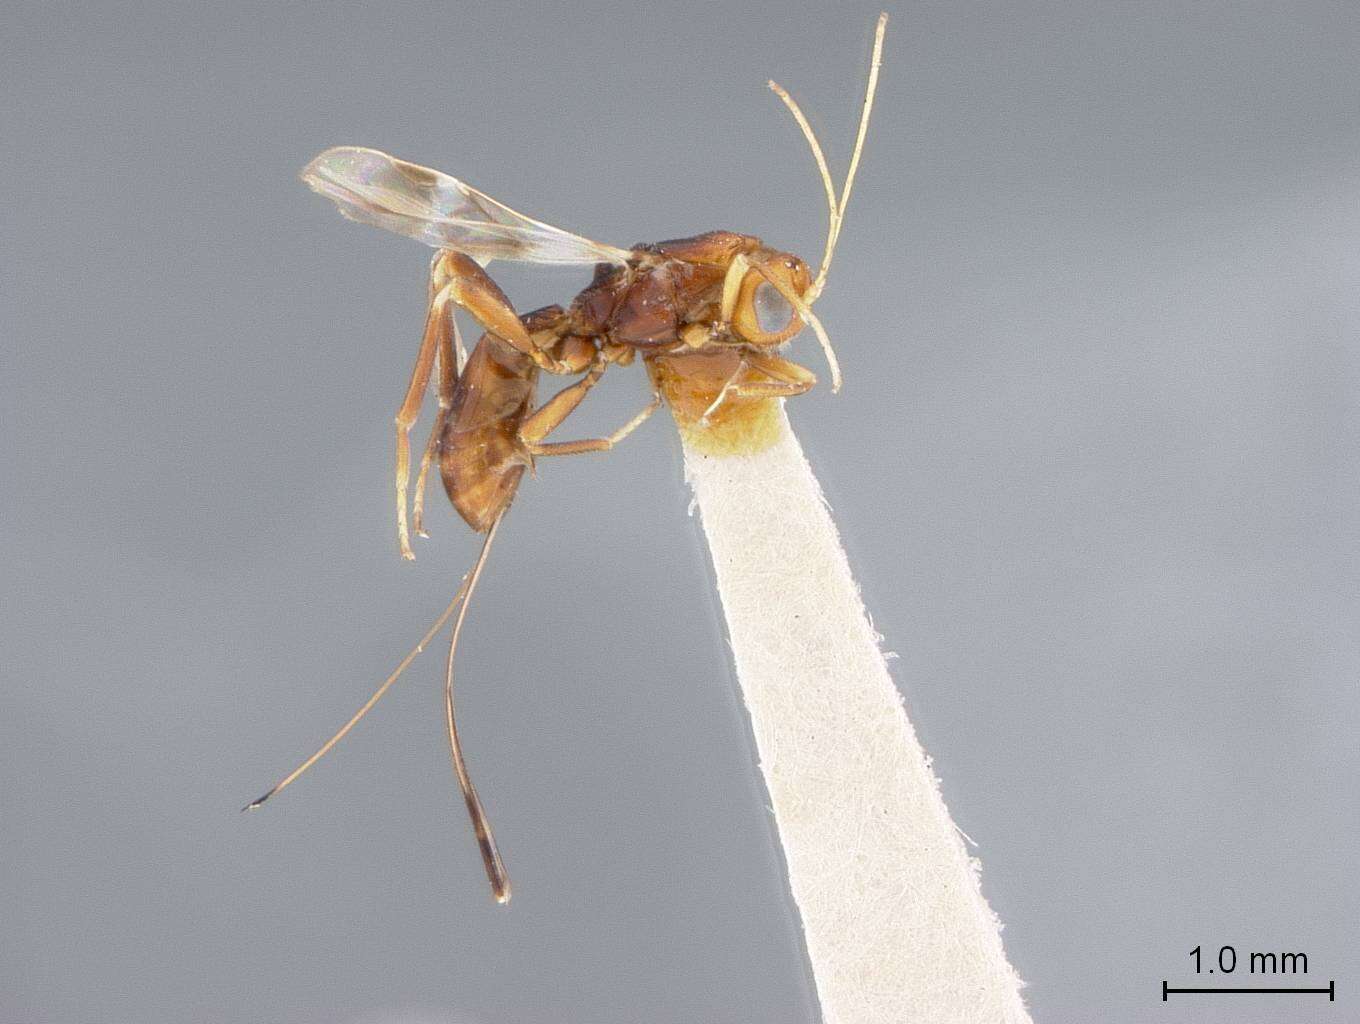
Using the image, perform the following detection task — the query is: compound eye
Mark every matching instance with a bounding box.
[753,279,795,335]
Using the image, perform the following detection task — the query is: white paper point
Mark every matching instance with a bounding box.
[683,406,1031,1024]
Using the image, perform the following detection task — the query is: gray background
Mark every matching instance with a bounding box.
[3,2,1357,1022]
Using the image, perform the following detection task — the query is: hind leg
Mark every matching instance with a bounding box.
[394,281,456,560]
[517,363,606,446]
[520,378,662,457]
[412,315,462,538]
[438,251,582,375]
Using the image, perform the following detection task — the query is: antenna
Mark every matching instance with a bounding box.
[769,12,888,302]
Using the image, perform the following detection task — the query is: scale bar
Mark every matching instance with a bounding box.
[1163,979,1334,1001]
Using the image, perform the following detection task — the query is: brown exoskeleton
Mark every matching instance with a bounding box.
[246,15,888,904]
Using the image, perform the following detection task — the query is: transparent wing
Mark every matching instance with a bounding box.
[301,146,631,266]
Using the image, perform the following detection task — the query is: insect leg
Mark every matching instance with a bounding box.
[521,390,662,457]
[394,280,455,560]
[698,360,749,426]
[443,512,512,903]
[242,572,472,811]
[719,254,751,325]
[516,362,607,445]
[697,352,817,426]
[729,350,818,398]
[441,252,576,374]
[412,315,462,538]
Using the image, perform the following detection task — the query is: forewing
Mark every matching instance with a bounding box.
[301,147,631,266]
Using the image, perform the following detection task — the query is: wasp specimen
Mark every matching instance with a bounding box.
[246,15,888,903]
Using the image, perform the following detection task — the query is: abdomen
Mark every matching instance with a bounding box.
[439,336,536,532]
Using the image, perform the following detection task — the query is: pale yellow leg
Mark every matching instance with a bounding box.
[699,351,817,425]
[699,360,748,426]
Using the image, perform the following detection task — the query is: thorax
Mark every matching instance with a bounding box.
[569,231,764,349]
